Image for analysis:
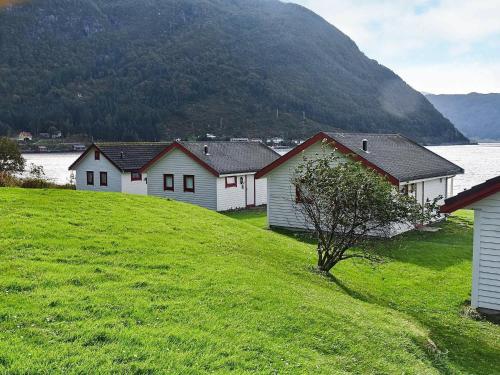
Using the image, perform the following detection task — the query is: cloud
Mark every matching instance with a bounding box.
[398,61,500,95]
[289,0,500,93]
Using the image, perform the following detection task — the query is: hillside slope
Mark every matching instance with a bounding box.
[0,0,467,144]
[426,93,500,141]
[0,189,499,373]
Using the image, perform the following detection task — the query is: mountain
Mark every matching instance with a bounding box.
[426,93,500,142]
[0,0,468,144]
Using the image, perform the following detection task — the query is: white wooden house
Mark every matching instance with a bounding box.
[441,176,500,312]
[69,143,169,195]
[256,132,464,235]
[140,141,280,211]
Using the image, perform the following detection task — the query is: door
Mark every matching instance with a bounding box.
[245,174,255,207]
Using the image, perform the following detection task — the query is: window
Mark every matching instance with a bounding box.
[86,171,94,186]
[94,150,100,160]
[295,185,303,203]
[131,172,142,181]
[225,176,237,188]
[163,174,174,191]
[401,184,416,196]
[100,172,108,186]
[184,175,195,193]
[295,185,311,204]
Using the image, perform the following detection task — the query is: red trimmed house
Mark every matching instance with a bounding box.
[69,143,169,195]
[256,131,464,236]
[441,176,500,312]
[140,141,280,211]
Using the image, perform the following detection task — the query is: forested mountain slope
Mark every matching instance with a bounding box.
[0,0,468,144]
[426,93,500,141]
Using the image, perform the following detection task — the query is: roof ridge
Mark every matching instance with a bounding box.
[325,131,401,136]
[95,142,171,145]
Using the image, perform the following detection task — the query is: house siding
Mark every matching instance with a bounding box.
[470,192,500,311]
[266,142,334,230]
[265,141,451,236]
[74,147,122,192]
[147,148,217,210]
[255,178,268,206]
[121,172,148,195]
[216,175,247,211]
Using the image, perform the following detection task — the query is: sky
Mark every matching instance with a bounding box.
[290,0,500,94]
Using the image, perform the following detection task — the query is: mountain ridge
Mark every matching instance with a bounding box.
[0,0,468,145]
[426,93,500,141]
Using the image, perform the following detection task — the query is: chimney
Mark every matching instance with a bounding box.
[204,145,209,155]
[120,151,124,159]
[362,139,368,152]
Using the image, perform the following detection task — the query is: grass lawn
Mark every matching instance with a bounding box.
[1,189,499,374]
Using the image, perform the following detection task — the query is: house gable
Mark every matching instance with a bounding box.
[146,148,217,210]
[441,176,500,213]
[256,132,400,185]
[69,145,123,172]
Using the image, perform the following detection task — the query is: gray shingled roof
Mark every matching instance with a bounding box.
[324,132,464,182]
[68,142,171,171]
[95,143,171,171]
[179,141,280,175]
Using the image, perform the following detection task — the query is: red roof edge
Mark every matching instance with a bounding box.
[139,142,220,176]
[68,144,124,172]
[255,132,400,186]
[441,176,500,213]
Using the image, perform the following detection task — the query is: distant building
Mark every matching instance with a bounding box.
[250,138,263,143]
[206,133,217,140]
[271,137,284,144]
[39,133,50,139]
[51,130,62,139]
[72,144,87,151]
[37,146,48,153]
[230,138,250,142]
[17,132,33,141]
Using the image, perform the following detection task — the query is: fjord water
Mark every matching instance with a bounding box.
[23,144,500,195]
[427,143,500,194]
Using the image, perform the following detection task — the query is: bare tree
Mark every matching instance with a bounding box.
[292,144,439,274]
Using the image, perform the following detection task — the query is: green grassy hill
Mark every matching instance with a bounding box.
[0,189,498,373]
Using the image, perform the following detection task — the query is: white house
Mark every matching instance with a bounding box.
[441,176,500,313]
[17,131,33,141]
[140,141,280,211]
[256,132,464,235]
[69,143,169,195]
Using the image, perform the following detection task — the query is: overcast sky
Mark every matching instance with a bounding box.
[290,0,500,94]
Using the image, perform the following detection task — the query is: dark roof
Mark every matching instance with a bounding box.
[178,141,280,175]
[256,131,464,183]
[324,132,464,182]
[441,176,500,213]
[69,142,170,171]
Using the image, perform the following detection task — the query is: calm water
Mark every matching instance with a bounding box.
[22,153,80,184]
[24,144,500,194]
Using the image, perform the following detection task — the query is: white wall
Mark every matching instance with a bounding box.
[401,178,448,207]
[121,173,148,195]
[265,141,333,230]
[73,147,122,193]
[470,192,500,311]
[216,175,247,211]
[264,141,451,235]
[255,178,268,206]
[147,148,217,210]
